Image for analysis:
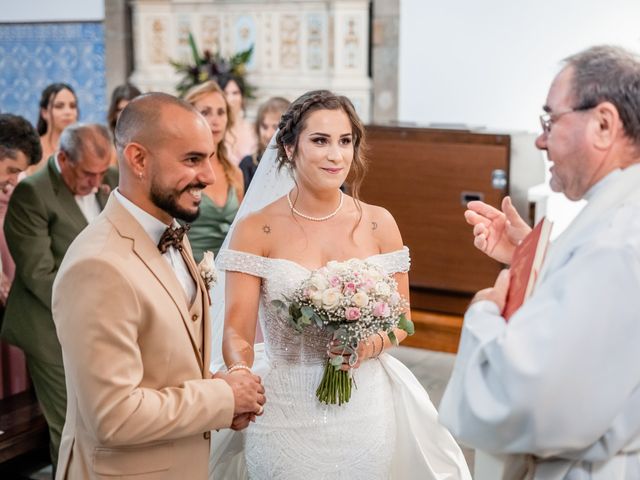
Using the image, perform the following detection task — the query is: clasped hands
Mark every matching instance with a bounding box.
[214,369,266,431]
[328,337,379,372]
[466,196,531,311]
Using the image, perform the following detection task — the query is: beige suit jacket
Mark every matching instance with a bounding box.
[52,195,234,479]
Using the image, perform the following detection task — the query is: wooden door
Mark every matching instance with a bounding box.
[361,126,508,314]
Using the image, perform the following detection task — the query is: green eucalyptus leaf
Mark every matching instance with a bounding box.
[311,313,324,328]
[398,313,415,336]
[301,306,315,319]
[271,299,287,310]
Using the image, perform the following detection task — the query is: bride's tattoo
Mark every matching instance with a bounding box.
[263,225,271,234]
[371,221,378,231]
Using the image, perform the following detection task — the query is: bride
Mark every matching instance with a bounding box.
[209,90,471,479]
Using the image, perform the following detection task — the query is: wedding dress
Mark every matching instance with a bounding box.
[207,136,471,479]
[210,247,471,479]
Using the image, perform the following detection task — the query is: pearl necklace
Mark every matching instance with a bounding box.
[287,191,344,222]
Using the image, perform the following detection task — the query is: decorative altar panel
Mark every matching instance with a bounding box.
[129,0,372,121]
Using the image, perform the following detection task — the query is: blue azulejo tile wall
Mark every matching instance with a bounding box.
[0,22,106,126]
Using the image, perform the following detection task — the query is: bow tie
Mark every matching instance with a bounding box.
[158,224,190,254]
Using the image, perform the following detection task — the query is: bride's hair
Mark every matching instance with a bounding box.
[275,90,368,203]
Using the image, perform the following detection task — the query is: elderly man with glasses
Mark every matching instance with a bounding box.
[440,45,640,479]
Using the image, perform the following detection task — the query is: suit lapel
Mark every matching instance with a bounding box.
[96,167,118,210]
[181,239,210,374]
[103,196,203,368]
[48,157,88,231]
[96,188,111,210]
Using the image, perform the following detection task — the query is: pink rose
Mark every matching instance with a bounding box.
[329,275,341,287]
[343,282,356,295]
[345,307,361,321]
[373,302,390,318]
[358,279,374,292]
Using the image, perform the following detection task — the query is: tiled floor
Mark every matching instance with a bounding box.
[9,346,472,479]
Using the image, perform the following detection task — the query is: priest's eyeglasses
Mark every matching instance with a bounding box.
[539,105,596,134]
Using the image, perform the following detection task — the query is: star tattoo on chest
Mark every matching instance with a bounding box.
[262,224,271,234]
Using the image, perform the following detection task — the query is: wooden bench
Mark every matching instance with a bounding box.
[0,390,48,464]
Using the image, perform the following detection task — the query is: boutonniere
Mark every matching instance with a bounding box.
[198,251,218,291]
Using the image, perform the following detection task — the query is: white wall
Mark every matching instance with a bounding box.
[398,0,640,235]
[399,0,640,132]
[0,0,104,22]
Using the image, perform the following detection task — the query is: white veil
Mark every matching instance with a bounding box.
[209,134,294,372]
[208,134,473,480]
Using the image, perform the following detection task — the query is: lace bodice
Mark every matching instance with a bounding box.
[216,247,410,366]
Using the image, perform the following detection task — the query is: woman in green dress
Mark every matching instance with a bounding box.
[184,81,245,261]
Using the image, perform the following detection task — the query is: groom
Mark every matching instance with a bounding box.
[52,93,265,479]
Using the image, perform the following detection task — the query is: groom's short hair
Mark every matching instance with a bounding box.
[114,92,197,157]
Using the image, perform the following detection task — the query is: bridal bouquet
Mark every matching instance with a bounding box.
[272,258,413,405]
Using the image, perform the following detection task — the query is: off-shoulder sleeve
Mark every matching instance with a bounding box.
[369,246,411,275]
[215,249,272,279]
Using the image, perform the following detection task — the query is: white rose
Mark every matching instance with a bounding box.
[390,292,401,306]
[326,261,346,274]
[374,281,391,296]
[321,288,342,310]
[309,274,329,291]
[368,269,383,282]
[352,291,370,308]
[309,289,324,307]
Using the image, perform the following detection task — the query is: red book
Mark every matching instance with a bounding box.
[502,217,553,321]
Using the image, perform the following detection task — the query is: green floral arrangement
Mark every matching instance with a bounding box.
[171,32,255,98]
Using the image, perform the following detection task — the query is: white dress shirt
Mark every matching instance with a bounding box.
[54,156,101,223]
[114,189,196,304]
[440,165,640,479]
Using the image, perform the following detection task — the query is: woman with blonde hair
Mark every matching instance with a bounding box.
[184,80,244,260]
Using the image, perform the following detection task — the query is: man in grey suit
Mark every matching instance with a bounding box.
[1,123,118,468]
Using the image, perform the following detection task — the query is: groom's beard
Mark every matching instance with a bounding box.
[150,181,206,223]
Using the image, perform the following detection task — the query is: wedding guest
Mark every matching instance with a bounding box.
[218,73,257,164]
[2,123,117,469]
[107,83,142,136]
[52,93,264,479]
[184,80,244,260]
[31,83,78,173]
[107,83,142,167]
[239,96,290,191]
[0,113,41,399]
[440,45,640,479]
